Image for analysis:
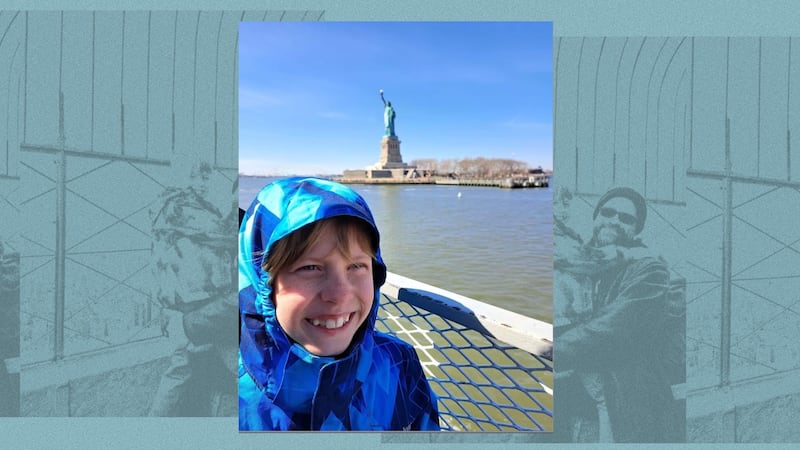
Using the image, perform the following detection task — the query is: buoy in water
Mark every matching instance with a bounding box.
[457,192,462,198]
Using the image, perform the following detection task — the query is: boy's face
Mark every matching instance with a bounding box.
[273,225,375,357]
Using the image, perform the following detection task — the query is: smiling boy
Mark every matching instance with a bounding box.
[238,177,440,431]
[267,216,375,357]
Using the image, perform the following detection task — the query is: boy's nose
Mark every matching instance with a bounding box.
[320,269,351,303]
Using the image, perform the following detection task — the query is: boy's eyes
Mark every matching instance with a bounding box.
[294,263,369,272]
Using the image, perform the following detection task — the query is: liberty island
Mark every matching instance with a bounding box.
[338,90,550,188]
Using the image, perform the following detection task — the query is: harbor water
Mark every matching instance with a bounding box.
[239,176,553,323]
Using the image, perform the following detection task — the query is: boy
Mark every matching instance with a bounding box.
[238,177,440,431]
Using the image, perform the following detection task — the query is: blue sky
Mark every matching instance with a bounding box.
[239,22,552,176]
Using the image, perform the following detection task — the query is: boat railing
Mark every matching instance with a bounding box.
[377,272,553,432]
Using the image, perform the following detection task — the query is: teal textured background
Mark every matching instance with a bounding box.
[2,0,800,447]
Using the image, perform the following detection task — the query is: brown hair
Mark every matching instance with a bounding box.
[264,215,377,286]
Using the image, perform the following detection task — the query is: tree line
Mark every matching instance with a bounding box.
[408,157,538,179]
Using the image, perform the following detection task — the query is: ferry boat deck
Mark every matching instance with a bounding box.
[377,272,553,432]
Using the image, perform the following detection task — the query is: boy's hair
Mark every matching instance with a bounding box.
[264,215,377,286]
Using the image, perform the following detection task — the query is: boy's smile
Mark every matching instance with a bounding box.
[272,224,374,357]
[306,311,355,329]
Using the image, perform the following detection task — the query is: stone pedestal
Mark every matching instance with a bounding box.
[379,136,405,168]
[340,134,415,181]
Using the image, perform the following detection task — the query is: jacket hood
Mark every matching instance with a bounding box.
[239,177,387,358]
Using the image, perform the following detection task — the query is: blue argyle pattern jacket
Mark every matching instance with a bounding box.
[238,177,440,431]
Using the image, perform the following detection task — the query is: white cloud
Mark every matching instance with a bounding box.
[239,87,287,111]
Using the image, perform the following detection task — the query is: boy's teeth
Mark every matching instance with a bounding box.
[309,314,350,329]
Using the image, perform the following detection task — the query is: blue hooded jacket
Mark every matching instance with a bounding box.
[238,177,440,431]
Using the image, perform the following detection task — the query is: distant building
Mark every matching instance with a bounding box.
[529,166,545,175]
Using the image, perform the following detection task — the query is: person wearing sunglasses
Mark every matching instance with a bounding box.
[590,187,647,250]
[553,187,682,443]
[554,188,651,328]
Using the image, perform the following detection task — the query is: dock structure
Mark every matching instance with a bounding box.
[434,176,550,189]
[338,175,551,188]
[335,176,433,185]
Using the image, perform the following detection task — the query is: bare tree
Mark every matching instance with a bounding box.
[440,158,457,175]
[408,157,533,178]
[409,159,437,171]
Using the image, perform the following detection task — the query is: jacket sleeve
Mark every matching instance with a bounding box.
[410,385,441,430]
[556,256,670,371]
[403,347,441,431]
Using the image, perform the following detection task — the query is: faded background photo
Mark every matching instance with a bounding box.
[1,6,799,446]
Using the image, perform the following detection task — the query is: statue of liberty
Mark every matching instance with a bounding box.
[379,89,396,137]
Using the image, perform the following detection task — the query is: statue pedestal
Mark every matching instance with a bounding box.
[363,136,408,179]
[379,136,404,168]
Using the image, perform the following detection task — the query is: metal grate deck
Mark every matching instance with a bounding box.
[376,292,553,432]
